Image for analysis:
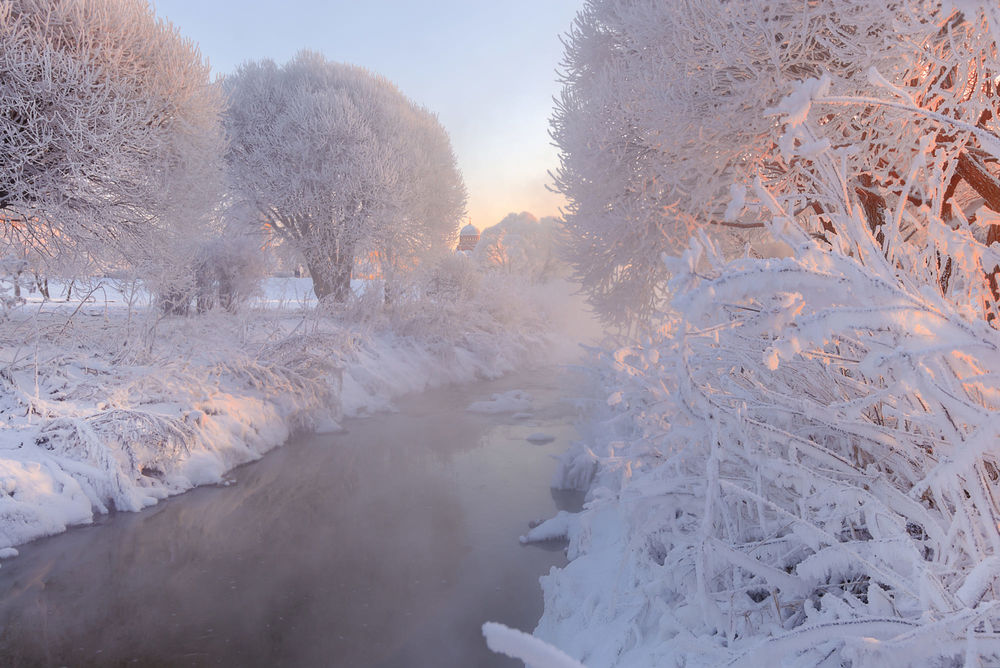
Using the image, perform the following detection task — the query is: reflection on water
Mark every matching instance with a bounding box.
[0,367,586,667]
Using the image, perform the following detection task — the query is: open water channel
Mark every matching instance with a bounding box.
[0,365,587,667]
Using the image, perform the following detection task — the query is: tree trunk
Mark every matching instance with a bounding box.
[34,274,49,300]
[382,249,395,306]
[161,288,191,316]
[195,261,214,314]
[331,261,353,302]
[305,249,353,302]
[218,272,237,313]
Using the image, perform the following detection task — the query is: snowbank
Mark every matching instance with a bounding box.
[0,273,558,552]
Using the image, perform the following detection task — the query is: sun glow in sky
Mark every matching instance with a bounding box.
[153,0,581,229]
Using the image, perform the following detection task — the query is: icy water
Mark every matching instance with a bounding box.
[0,366,587,667]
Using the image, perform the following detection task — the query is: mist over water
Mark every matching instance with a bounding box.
[0,363,589,666]
[534,278,607,362]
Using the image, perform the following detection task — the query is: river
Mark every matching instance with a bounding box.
[0,366,586,667]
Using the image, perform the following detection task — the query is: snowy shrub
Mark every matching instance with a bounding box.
[423,252,482,303]
[0,255,27,313]
[374,252,547,370]
[547,216,1000,664]
[35,411,195,512]
[544,1,1000,666]
[194,230,268,314]
[154,275,198,316]
[0,317,346,523]
[143,216,268,317]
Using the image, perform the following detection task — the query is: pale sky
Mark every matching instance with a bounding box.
[153,0,581,230]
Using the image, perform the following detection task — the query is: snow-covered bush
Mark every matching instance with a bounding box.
[194,228,268,314]
[146,231,206,316]
[423,252,482,303]
[143,210,268,316]
[366,252,546,369]
[543,1,1000,665]
[546,220,1000,665]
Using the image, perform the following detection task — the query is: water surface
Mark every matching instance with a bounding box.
[0,366,585,667]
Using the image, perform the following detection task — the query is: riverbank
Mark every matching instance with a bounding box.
[0,365,586,666]
[0,276,570,553]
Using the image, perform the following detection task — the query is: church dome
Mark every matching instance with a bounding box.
[457,223,480,252]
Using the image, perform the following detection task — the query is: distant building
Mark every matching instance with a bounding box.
[457,223,480,252]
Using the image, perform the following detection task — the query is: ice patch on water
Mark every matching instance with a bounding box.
[466,390,533,414]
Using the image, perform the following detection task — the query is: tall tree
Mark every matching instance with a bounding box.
[222,52,466,302]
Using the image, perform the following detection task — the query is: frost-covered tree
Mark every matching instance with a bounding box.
[0,0,224,261]
[222,52,466,302]
[473,212,565,283]
[553,0,921,326]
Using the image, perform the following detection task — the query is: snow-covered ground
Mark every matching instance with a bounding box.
[0,275,573,554]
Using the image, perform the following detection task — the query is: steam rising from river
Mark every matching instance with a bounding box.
[0,364,588,666]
